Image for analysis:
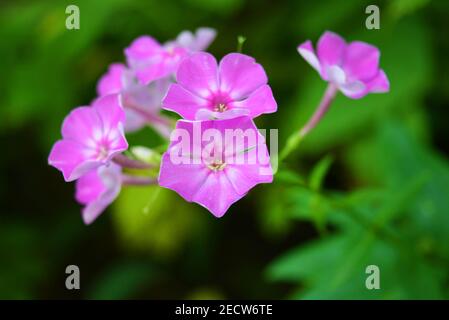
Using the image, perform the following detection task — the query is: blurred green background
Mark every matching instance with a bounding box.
[1,0,449,299]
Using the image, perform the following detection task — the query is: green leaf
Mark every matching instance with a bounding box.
[88,261,156,299]
[309,154,334,191]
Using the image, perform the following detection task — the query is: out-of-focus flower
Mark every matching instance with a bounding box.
[48,94,128,182]
[163,52,277,120]
[75,163,122,225]
[96,63,127,97]
[297,31,389,99]
[96,63,172,134]
[125,27,216,85]
[158,116,273,217]
[175,28,217,52]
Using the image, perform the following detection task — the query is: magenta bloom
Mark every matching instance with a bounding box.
[97,63,126,97]
[75,163,122,225]
[96,63,171,133]
[297,31,389,99]
[125,28,216,85]
[175,28,217,52]
[48,94,128,182]
[163,52,277,120]
[158,116,273,217]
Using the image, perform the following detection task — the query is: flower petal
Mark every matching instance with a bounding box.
[327,65,347,87]
[78,163,122,225]
[176,52,219,98]
[297,40,321,74]
[191,172,242,217]
[230,84,277,118]
[75,169,106,205]
[218,53,268,100]
[163,83,209,120]
[366,69,389,93]
[48,140,100,182]
[61,107,102,145]
[339,80,367,99]
[96,63,126,97]
[158,156,210,204]
[225,163,272,196]
[343,41,380,81]
[125,36,161,65]
[317,31,346,77]
[134,57,169,85]
[176,27,217,51]
[93,94,126,134]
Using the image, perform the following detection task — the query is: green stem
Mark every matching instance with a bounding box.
[278,83,338,164]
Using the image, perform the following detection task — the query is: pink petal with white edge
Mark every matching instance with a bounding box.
[96,63,126,97]
[218,53,268,100]
[339,70,389,99]
[76,163,122,225]
[48,140,100,182]
[317,31,347,78]
[176,27,216,51]
[163,83,209,120]
[339,81,367,99]
[297,40,321,74]
[230,84,277,118]
[326,65,347,86]
[176,52,219,98]
[343,41,380,81]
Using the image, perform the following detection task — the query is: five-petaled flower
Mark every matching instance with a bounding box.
[96,63,171,134]
[75,163,122,225]
[125,28,216,85]
[162,52,277,120]
[48,94,128,182]
[297,31,389,99]
[158,116,273,217]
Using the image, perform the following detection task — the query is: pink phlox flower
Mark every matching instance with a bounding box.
[75,163,122,225]
[175,27,217,52]
[162,52,277,120]
[158,116,273,217]
[297,31,389,99]
[125,28,216,85]
[48,94,128,182]
[96,63,171,132]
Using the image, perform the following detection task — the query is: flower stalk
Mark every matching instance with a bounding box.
[121,174,156,186]
[279,83,338,162]
[113,153,154,169]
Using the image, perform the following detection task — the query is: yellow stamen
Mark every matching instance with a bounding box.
[207,160,227,171]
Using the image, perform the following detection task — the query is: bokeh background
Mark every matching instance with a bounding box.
[1,0,449,299]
